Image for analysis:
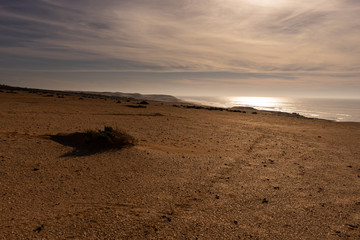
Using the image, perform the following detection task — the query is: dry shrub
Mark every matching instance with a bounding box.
[49,126,135,155]
[85,126,136,150]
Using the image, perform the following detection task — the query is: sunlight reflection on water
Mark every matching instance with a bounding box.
[228,97,287,110]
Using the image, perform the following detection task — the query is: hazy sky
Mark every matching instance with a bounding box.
[1,0,359,97]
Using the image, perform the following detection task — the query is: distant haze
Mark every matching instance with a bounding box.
[0,0,359,98]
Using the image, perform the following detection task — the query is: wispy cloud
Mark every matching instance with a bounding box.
[0,0,359,96]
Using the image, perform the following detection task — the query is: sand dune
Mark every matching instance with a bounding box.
[0,89,359,239]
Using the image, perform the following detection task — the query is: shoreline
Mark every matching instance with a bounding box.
[177,99,334,123]
[179,97,360,123]
[0,84,341,123]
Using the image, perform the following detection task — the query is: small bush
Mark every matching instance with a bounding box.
[49,126,136,155]
[85,126,136,150]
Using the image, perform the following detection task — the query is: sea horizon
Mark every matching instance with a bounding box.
[178,96,360,123]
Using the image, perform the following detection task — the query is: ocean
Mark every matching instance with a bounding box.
[178,96,360,122]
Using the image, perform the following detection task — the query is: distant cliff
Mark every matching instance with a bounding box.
[0,84,180,103]
[90,92,180,102]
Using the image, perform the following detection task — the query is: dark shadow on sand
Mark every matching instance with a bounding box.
[48,127,136,157]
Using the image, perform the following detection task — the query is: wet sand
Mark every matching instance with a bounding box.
[0,89,359,239]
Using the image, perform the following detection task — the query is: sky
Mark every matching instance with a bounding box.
[0,0,359,98]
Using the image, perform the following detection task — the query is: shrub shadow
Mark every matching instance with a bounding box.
[48,127,136,157]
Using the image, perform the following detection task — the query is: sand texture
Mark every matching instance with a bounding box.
[0,90,359,239]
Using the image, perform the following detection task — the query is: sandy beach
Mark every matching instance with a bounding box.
[1,88,359,239]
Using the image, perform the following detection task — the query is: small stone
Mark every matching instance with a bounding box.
[34,224,44,233]
[161,215,171,222]
[262,198,268,204]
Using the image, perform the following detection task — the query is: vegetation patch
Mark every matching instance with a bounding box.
[126,105,146,108]
[49,126,136,156]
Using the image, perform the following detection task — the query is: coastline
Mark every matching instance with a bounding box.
[179,96,360,123]
[1,86,360,239]
[177,99,331,122]
[0,84,352,123]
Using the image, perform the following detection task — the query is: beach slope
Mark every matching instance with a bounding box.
[0,90,359,239]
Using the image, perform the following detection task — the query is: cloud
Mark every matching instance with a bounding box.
[0,0,359,97]
[1,0,359,74]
